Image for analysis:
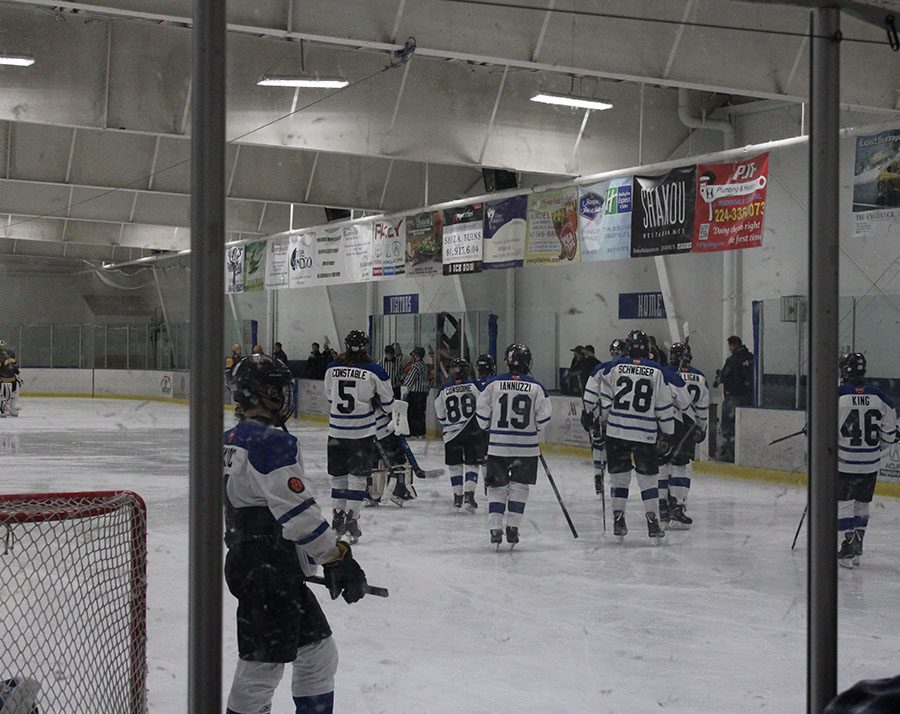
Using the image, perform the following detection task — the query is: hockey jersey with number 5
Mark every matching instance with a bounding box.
[435,377,483,443]
[323,360,395,439]
[598,357,675,444]
[476,373,552,457]
[838,382,897,474]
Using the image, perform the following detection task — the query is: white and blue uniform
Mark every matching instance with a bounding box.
[323,359,394,515]
[435,377,484,497]
[476,373,552,533]
[583,362,610,479]
[837,382,897,541]
[223,417,340,714]
[597,357,675,523]
[660,364,710,509]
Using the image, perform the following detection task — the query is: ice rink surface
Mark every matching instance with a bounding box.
[3,398,900,713]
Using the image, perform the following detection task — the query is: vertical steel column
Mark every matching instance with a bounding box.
[807,7,840,714]
[189,1,225,713]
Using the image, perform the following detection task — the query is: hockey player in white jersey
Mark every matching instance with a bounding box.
[658,342,709,529]
[366,399,416,507]
[223,354,368,714]
[476,344,552,547]
[595,329,675,543]
[435,358,485,512]
[323,330,395,543]
[582,338,627,498]
[836,352,897,567]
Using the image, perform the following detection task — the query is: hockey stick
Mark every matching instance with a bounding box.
[791,504,808,550]
[306,575,389,598]
[397,434,443,479]
[538,452,579,539]
[769,426,807,446]
[598,470,606,533]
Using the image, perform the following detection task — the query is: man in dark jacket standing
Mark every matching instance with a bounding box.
[714,335,754,462]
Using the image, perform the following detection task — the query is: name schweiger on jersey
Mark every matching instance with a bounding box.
[597,358,675,443]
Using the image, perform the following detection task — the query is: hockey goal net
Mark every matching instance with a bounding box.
[0,491,148,713]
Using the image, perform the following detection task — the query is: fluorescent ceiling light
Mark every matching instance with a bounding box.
[258,75,348,88]
[530,92,613,111]
[0,54,35,67]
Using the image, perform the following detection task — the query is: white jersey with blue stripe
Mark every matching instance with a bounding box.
[223,418,334,567]
[838,382,897,474]
[434,378,482,443]
[323,360,395,439]
[582,362,606,418]
[476,373,552,457]
[599,357,675,444]
[662,366,696,423]
[674,365,710,430]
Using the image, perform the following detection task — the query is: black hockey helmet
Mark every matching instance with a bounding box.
[504,343,532,374]
[609,338,626,358]
[476,353,495,376]
[344,330,368,353]
[232,354,294,425]
[839,352,866,383]
[624,329,650,359]
[449,357,470,380]
[670,342,692,367]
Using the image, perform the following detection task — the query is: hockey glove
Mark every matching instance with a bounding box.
[322,542,367,604]
[590,422,606,450]
[655,434,670,456]
[391,399,410,436]
[694,428,707,444]
[580,410,595,433]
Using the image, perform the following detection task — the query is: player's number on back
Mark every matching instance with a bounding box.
[687,383,701,404]
[614,376,653,413]
[445,392,476,423]
[337,379,355,414]
[497,393,531,429]
[840,408,881,447]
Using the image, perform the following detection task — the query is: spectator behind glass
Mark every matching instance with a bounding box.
[304,342,330,380]
[578,345,600,388]
[713,335,754,462]
[566,346,585,395]
[272,341,289,365]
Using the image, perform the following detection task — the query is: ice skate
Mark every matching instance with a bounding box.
[505,526,519,549]
[363,495,381,507]
[668,503,692,530]
[390,482,415,507]
[463,491,478,513]
[344,511,362,544]
[613,510,627,543]
[838,533,859,568]
[331,509,347,538]
[646,512,665,544]
[658,499,670,527]
[490,529,503,550]
[453,494,463,510]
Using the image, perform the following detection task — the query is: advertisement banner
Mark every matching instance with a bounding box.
[852,130,900,239]
[342,222,374,283]
[631,167,696,257]
[225,245,244,294]
[288,231,318,288]
[243,240,266,292]
[442,203,483,275]
[525,188,579,265]
[406,210,443,276]
[264,238,290,290]
[883,442,900,483]
[578,178,632,262]
[372,217,406,278]
[692,154,768,252]
[314,226,345,284]
[483,195,526,270]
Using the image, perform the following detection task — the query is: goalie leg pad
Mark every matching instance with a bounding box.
[391,399,410,436]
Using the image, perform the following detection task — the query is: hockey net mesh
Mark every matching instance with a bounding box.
[0,491,148,714]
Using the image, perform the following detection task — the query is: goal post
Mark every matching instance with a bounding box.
[0,491,148,714]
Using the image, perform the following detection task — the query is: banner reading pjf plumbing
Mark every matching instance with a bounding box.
[691,153,768,252]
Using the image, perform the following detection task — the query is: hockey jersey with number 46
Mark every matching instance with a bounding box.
[838,382,897,474]
[476,373,552,457]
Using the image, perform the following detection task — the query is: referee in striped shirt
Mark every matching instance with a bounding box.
[380,344,403,399]
[402,347,431,437]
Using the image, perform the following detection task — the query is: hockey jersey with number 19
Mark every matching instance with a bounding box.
[476,373,552,457]
[838,382,897,474]
[435,377,483,443]
[599,357,675,444]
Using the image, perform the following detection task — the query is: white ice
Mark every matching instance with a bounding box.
[3,398,900,713]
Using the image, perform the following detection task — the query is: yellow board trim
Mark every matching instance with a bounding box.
[26,392,190,405]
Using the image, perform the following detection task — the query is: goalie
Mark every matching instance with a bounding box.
[0,341,20,417]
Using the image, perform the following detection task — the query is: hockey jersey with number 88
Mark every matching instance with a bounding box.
[476,373,552,457]
[434,378,482,443]
[599,357,675,444]
[838,382,897,474]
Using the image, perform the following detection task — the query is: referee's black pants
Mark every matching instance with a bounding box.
[407,391,428,436]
